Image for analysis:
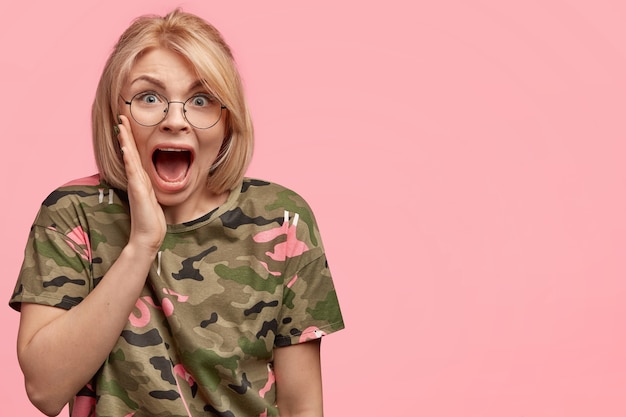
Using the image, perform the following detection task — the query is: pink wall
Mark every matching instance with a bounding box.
[2,1,626,415]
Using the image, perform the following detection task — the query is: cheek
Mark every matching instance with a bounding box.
[127,121,150,145]
[119,105,134,125]
[128,126,153,161]
[200,128,227,152]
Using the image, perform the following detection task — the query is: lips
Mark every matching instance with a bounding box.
[152,148,192,183]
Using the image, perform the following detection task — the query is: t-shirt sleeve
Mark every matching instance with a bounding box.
[274,252,345,347]
[9,206,92,312]
[273,203,345,347]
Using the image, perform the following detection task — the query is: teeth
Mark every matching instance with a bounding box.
[158,148,187,152]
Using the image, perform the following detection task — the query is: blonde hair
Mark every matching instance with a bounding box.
[92,9,253,194]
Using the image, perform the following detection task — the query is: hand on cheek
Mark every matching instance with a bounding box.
[115,115,167,256]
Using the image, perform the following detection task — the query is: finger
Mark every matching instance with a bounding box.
[117,115,134,158]
[116,116,144,180]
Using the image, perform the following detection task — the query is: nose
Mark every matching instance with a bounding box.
[160,101,190,132]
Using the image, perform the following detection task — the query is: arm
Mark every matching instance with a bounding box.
[16,116,166,416]
[273,339,324,417]
[18,246,155,416]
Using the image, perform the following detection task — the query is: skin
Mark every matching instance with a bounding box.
[16,47,324,416]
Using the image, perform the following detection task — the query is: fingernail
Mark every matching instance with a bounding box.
[113,125,120,135]
[117,115,122,124]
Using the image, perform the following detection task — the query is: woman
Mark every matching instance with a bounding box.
[10,9,344,417]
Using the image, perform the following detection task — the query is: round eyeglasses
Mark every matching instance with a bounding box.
[122,91,226,129]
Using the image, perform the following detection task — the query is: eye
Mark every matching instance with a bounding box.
[135,92,163,105]
[188,94,215,108]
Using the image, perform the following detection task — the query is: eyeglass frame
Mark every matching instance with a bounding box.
[120,91,227,129]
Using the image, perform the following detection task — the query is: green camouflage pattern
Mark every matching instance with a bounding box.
[10,174,344,417]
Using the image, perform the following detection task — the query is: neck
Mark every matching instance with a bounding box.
[162,190,229,225]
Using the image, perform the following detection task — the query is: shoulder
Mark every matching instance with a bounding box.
[41,174,111,208]
[239,178,314,212]
[34,174,127,231]
[41,174,127,209]
[231,178,324,248]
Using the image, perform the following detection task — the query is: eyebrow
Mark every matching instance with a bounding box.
[130,75,166,90]
[130,76,207,94]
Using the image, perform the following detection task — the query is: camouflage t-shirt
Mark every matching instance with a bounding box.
[10,174,344,417]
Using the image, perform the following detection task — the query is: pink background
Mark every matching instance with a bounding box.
[2,0,626,415]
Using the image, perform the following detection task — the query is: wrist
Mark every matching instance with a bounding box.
[121,241,160,265]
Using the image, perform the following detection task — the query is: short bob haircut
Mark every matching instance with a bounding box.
[92,9,253,194]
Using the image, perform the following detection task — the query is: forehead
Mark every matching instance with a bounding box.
[126,47,201,92]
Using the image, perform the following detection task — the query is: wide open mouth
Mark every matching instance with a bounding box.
[152,148,192,182]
